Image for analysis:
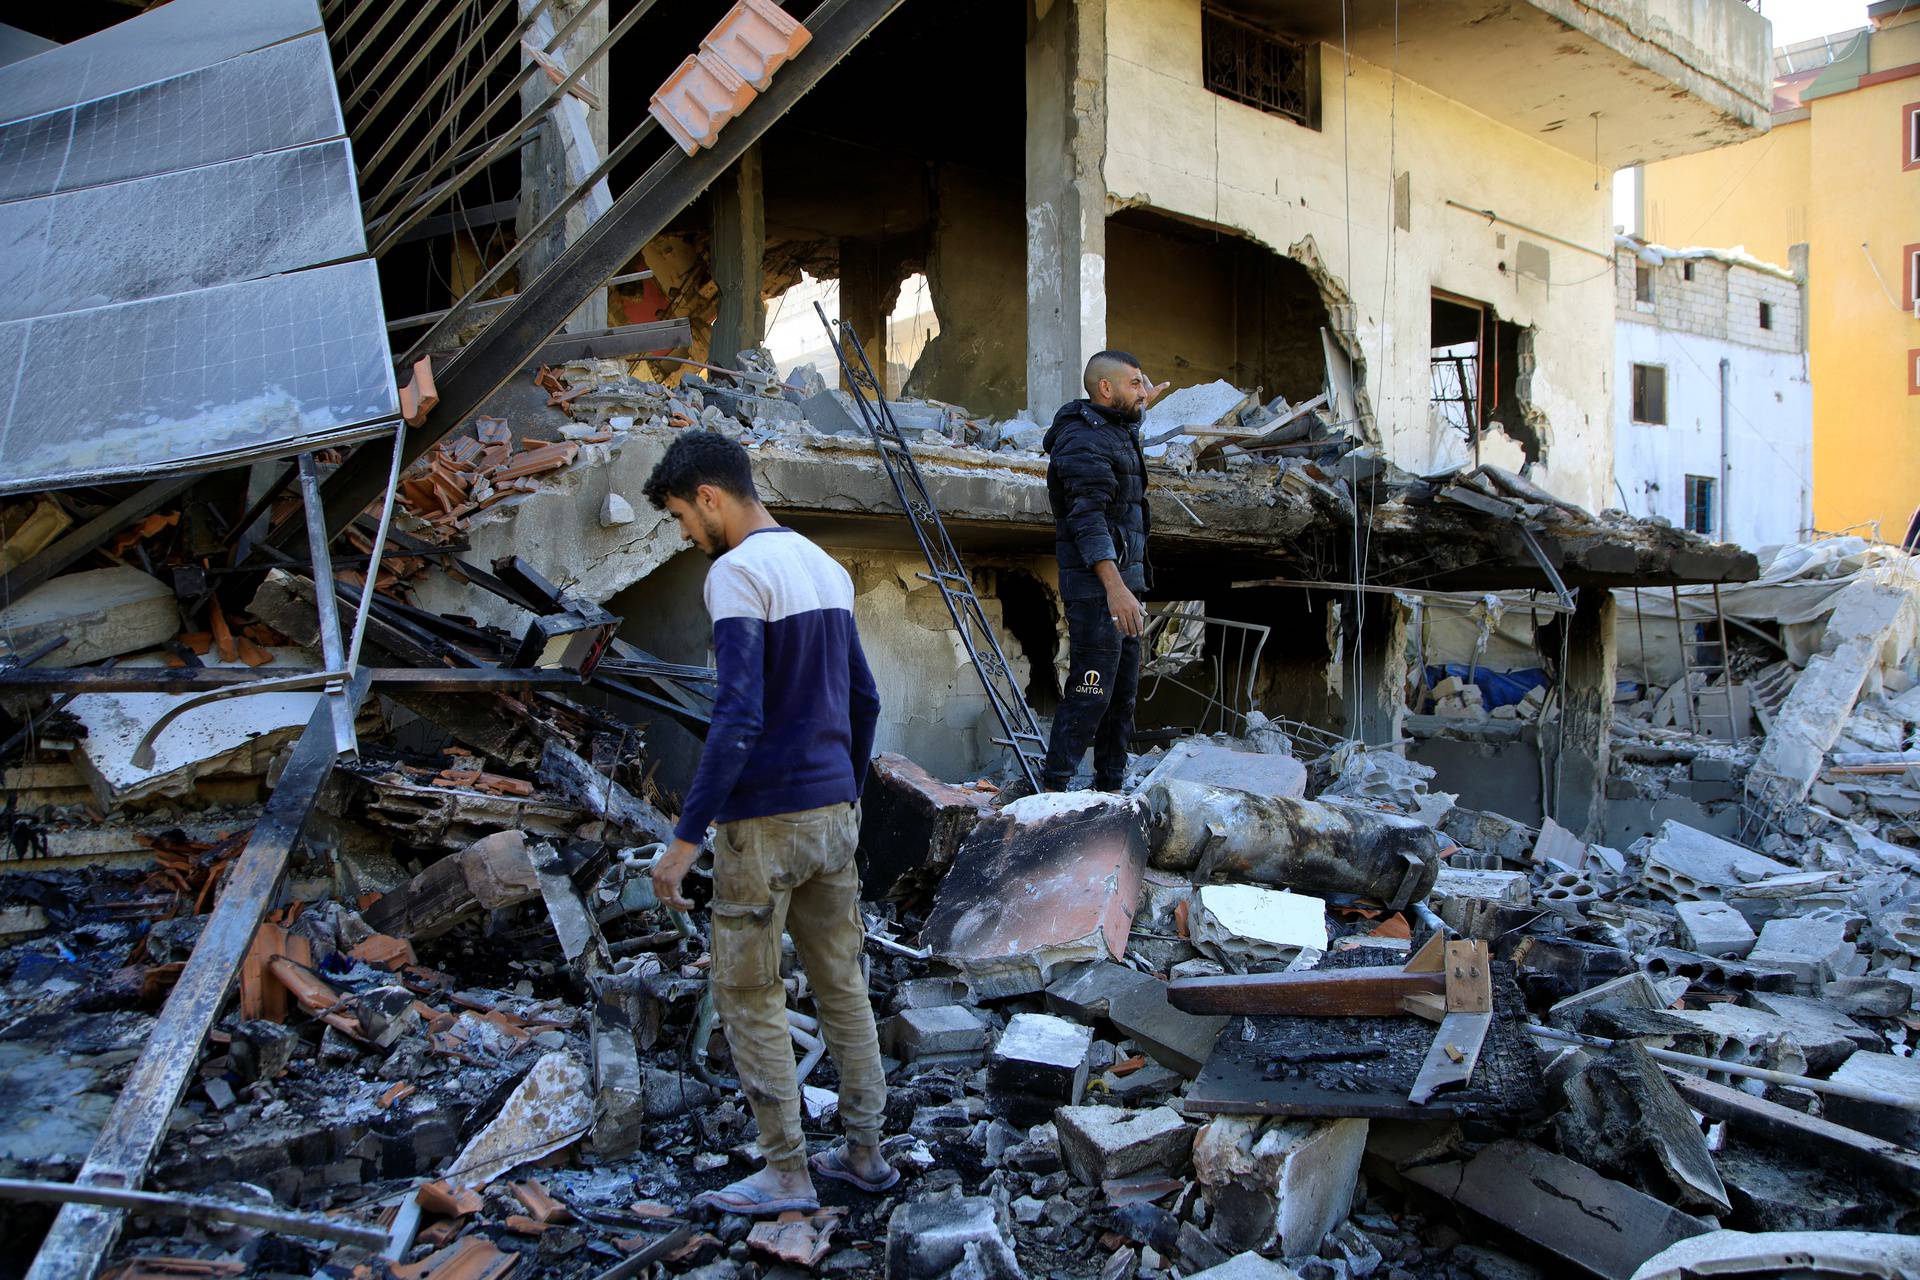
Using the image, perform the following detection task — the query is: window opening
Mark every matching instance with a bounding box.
[1684,475,1715,536]
[1682,262,1694,282]
[1431,292,1528,461]
[1632,363,1667,425]
[1906,102,1920,170]
[1634,264,1654,304]
[1201,7,1319,128]
[1759,300,1773,330]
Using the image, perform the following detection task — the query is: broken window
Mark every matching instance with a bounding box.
[1759,300,1773,330]
[1684,474,1716,536]
[1634,264,1654,304]
[1200,7,1319,129]
[1631,363,1667,425]
[1430,292,1528,460]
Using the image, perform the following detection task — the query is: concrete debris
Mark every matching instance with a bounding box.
[0,565,180,667]
[1189,884,1328,968]
[1553,1043,1731,1215]
[1192,1115,1368,1258]
[985,1012,1092,1126]
[1137,738,1307,801]
[443,1051,593,1189]
[886,1196,1025,1280]
[1053,1105,1195,1186]
[1630,1230,1920,1280]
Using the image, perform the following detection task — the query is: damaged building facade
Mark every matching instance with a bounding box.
[8,3,1920,1280]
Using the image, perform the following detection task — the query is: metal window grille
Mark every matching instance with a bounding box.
[1684,475,1715,535]
[1201,8,1317,128]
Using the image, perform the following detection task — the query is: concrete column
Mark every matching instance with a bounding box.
[1340,596,1409,747]
[710,145,766,369]
[1554,588,1617,840]
[1025,0,1108,423]
[838,238,889,395]
[518,0,611,334]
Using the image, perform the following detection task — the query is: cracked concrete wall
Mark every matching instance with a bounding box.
[1103,0,1617,510]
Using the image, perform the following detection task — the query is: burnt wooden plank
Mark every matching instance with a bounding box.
[1669,1071,1920,1193]
[24,671,372,1280]
[1168,967,1443,1016]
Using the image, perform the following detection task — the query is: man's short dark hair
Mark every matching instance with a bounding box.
[643,430,759,509]
[1084,350,1142,398]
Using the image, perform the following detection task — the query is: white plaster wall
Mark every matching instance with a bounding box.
[1102,0,1621,509]
[1612,324,1812,549]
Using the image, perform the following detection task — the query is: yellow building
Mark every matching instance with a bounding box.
[1644,2,1920,545]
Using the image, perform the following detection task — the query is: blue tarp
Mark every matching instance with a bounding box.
[1423,664,1548,709]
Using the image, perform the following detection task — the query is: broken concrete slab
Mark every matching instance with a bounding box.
[1137,738,1306,800]
[444,1051,592,1189]
[1404,1139,1710,1280]
[1675,900,1757,959]
[986,1012,1093,1127]
[1146,781,1446,910]
[1547,971,1669,1030]
[1044,962,1228,1079]
[1629,1229,1920,1280]
[0,565,179,667]
[885,1196,1024,1280]
[1141,379,1256,441]
[1823,1052,1920,1148]
[66,649,361,809]
[1438,805,1537,864]
[1189,885,1326,969]
[1554,1042,1729,1215]
[1639,822,1795,905]
[1660,1005,1812,1078]
[923,792,1148,998]
[879,1005,990,1071]
[1053,1105,1195,1186]
[1743,992,1879,1071]
[1745,912,1861,992]
[1192,1114,1368,1259]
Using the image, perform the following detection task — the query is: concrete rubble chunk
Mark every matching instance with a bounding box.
[1745,913,1860,992]
[1044,961,1227,1079]
[1138,738,1307,800]
[1053,1105,1195,1186]
[1639,822,1795,904]
[1182,1253,1305,1280]
[1554,1043,1730,1215]
[1661,1005,1812,1078]
[1674,900,1757,959]
[923,793,1149,998]
[880,1005,990,1070]
[885,1196,1024,1280]
[0,565,180,667]
[857,751,996,901]
[1743,992,1879,1071]
[1438,806,1537,864]
[1628,1229,1920,1280]
[444,1051,592,1189]
[1192,1114,1368,1259]
[1547,970,1669,1030]
[1141,379,1256,439]
[986,1012,1093,1126]
[1404,1139,1711,1280]
[1823,1052,1920,1148]
[1190,884,1326,968]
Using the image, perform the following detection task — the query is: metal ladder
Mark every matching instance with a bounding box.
[1670,584,1738,739]
[814,304,1049,790]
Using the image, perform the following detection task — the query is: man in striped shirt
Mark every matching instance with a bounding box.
[644,431,896,1216]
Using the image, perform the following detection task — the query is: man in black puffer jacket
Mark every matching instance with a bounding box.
[1034,350,1165,793]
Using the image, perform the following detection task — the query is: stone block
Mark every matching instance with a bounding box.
[1674,900,1756,959]
[1138,738,1306,800]
[1053,1105,1195,1186]
[0,565,179,667]
[890,977,966,1013]
[1193,1114,1368,1259]
[986,1013,1093,1127]
[880,1005,989,1069]
[1183,1255,1304,1280]
[923,793,1149,998]
[1747,913,1858,992]
[1553,1043,1729,1215]
[885,1196,1023,1280]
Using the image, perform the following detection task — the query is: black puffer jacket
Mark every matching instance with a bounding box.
[1043,399,1152,601]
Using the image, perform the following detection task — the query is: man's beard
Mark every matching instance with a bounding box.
[697,511,728,560]
[1104,400,1143,424]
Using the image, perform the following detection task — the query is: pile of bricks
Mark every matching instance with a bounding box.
[397,417,604,534]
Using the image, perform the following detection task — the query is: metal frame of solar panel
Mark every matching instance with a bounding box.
[0,0,398,497]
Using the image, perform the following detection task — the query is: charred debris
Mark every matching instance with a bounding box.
[0,341,1917,1280]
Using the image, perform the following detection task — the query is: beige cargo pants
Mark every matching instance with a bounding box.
[710,801,887,1173]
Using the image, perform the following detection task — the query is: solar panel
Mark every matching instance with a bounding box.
[0,33,342,203]
[0,141,364,322]
[0,0,320,127]
[0,261,399,496]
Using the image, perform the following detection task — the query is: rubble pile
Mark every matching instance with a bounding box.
[1,356,1917,1280]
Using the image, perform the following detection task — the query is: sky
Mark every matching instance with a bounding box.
[1612,0,1870,230]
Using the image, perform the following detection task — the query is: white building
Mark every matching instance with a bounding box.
[1612,236,1812,549]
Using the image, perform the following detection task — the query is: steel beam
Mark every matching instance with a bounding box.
[312,0,908,539]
